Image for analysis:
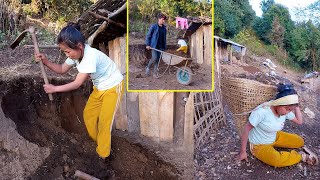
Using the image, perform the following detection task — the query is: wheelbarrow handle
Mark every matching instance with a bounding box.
[149,47,192,60]
[29,26,53,101]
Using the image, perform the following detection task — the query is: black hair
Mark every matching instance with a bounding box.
[57,22,85,49]
[275,83,297,99]
[157,13,167,20]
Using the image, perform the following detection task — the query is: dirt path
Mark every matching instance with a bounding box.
[129,62,212,90]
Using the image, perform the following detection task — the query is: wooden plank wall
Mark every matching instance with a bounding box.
[190,33,197,61]
[190,25,213,65]
[203,25,212,65]
[109,34,128,130]
[108,34,126,74]
[196,26,204,64]
[183,93,194,152]
[139,93,174,142]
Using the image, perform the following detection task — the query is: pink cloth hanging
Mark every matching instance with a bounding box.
[176,17,188,29]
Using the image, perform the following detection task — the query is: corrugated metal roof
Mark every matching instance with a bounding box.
[214,36,245,48]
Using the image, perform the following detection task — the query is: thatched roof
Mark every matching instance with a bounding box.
[77,0,126,45]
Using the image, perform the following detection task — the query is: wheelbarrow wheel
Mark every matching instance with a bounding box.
[176,67,192,85]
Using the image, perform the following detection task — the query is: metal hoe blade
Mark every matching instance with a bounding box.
[10,30,28,49]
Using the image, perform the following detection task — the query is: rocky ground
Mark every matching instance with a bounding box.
[195,54,320,180]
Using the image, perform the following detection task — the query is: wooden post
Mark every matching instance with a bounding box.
[240,47,246,63]
[229,45,232,64]
[183,93,194,153]
[127,92,140,133]
[215,39,221,89]
[173,92,188,145]
[196,26,204,64]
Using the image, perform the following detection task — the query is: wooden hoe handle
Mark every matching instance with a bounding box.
[29,26,53,101]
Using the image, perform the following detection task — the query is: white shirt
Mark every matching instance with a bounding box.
[248,105,295,145]
[178,39,187,47]
[65,44,123,90]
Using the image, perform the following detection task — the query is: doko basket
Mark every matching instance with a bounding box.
[221,77,277,135]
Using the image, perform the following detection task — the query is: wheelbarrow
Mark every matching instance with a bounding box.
[150,47,195,85]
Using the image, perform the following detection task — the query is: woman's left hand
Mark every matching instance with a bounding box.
[43,84,56,93]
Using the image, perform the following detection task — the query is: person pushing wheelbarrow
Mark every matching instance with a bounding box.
[145,13,167,79]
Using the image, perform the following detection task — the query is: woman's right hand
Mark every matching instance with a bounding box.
[35,53,48,65]
[237,151,248,162]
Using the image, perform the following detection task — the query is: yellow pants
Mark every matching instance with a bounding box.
[250,131,304,167]
[176,46,188,53]
[83,81,123,158]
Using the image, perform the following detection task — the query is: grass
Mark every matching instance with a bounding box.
[232,29,304,73]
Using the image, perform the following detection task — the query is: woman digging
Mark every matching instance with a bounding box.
[237,84,319,167]
[35,23,123,160]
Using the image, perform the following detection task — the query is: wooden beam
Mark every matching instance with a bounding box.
[87,21,108,46]
[88,11,125,28]
[24,45,59,48]
[74,170,100,180]
[108,3,127,18]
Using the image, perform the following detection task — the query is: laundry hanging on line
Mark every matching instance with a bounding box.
[176,17,189,29]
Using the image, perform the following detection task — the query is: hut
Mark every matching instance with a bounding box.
[214,36,246,64]
[183,17,212,66]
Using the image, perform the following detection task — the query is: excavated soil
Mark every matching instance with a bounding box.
[0,76,180,180]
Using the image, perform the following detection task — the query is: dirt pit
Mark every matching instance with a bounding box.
[0,77,180,180]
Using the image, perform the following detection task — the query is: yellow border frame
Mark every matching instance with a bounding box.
[126,1,214,93]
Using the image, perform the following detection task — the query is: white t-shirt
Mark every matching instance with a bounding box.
[248,105,295,145]
[178,39,187,47]
[65,44,123,90]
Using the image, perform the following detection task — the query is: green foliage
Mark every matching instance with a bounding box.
[289,21,320,70]
[129,20,150,35]
[49,0,92,21]
[37,28,56,45]
[131,0,211,23]
[253,3,294,46]
[0,31,8,49]
[214,0,255,38]
[232,28,302,71]
[269,16,285,48]
[232,28,266,56]
[260,0,275,13]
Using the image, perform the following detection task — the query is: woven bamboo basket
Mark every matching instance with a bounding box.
[221,77,277,135]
